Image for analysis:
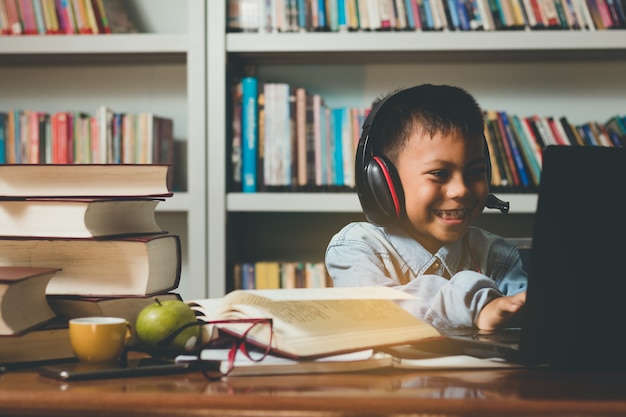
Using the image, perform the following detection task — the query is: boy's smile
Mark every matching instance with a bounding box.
[433,208,472,221]
[395,130,489,254]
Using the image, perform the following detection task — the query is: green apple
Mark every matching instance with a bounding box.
[135,298,200,351]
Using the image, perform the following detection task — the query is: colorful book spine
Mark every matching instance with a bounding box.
[512,115,542,185]
[499,111,530,189]
[331,108,345,187]
[31,0,47,33]
[241,77,259,193]
[446,0,462,27]
[337,0,348,29]
[0,113,6,164]
[317,0,327,28]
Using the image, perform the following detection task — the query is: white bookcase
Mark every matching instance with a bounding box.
[207,3,626,296]
[0,0,207,300]
[7,3,622,299]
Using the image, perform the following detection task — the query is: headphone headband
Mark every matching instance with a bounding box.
[355,85,508,227]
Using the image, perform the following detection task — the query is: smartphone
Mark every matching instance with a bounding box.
[38,358,195,381]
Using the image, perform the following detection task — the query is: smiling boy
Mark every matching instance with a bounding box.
[325,84,527,331]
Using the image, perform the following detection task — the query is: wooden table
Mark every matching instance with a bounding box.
[1,365,626,417]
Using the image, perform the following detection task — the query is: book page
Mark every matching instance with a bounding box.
[227,286,417,301]
[188,286,416,319]
[219,298,440,358]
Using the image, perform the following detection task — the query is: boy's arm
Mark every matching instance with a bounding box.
[325,224,528,330]
[326,237,502,329]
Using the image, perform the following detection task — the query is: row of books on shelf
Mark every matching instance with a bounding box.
[232,77,625,194]
[0,109,175,189]
[227,0,626,33]
[485,110,625,192]
[232,76,365,193]
[0,163,181,367]
[0,0,137,36]
[232,261,330,291]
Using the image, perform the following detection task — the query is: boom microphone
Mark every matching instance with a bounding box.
[486,194,510,214]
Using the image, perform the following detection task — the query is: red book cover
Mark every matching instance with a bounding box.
[529,0,547,25]
[59,0,78,33]
[5,0,23,34]
[52,112,69,164]
[18,0,38,34]
[28,111,40,164]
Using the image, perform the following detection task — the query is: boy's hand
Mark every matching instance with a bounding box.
[475,291,526,331]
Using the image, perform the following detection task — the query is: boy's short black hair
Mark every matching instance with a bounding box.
[369,84,485,163]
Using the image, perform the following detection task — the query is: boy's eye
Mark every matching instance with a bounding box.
[428,170,450,180]
[467,166,487,179]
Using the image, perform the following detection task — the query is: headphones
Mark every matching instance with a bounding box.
[355,86,509,227]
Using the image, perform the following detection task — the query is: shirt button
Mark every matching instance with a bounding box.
[432,261,440,269]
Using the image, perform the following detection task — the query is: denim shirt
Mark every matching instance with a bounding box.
[325,222,527,330]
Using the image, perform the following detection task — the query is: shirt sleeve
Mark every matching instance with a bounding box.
[325,224,528,330]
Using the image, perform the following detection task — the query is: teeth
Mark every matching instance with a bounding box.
[434,209,468,219]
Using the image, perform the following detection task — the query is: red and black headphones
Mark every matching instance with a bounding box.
[355,86,509,227]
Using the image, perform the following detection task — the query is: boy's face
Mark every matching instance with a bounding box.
[395,130,489,254]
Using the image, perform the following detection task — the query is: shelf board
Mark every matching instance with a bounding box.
[227,30,626,63]
[0,34,188,65]
[227,192,538,214]
[156,192,189,213]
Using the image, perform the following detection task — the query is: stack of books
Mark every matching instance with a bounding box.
[0,163,181,367]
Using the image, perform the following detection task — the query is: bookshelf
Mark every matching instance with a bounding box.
[0,0,207,300]
[207,3,626,296]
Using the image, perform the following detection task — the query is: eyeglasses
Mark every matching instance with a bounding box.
[125,318,274,381]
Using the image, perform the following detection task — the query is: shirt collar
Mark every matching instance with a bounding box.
[384,224,464,276]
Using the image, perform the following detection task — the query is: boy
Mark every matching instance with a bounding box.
[325,84,527,331]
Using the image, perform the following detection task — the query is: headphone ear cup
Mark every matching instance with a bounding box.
[362,156,405,226]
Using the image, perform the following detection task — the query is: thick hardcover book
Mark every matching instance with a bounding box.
[0,198,164,238]
[0,164,172,198]
[0,234,181,297]
[241,77,259,193]
[48,292,181,321]
[0,320,73,367]
[0,267,61,336]
[48,292,180,343]
[187,287,440,359]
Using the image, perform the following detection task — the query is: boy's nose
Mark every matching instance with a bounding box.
[446,175,470,199]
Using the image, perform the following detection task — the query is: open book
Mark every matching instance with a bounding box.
[187,287,441,359]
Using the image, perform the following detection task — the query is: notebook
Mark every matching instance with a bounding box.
[415,145,626,370]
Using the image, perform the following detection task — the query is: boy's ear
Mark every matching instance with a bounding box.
[359,155,405,226]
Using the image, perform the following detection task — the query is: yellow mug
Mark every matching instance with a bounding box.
[69,317,132,363]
